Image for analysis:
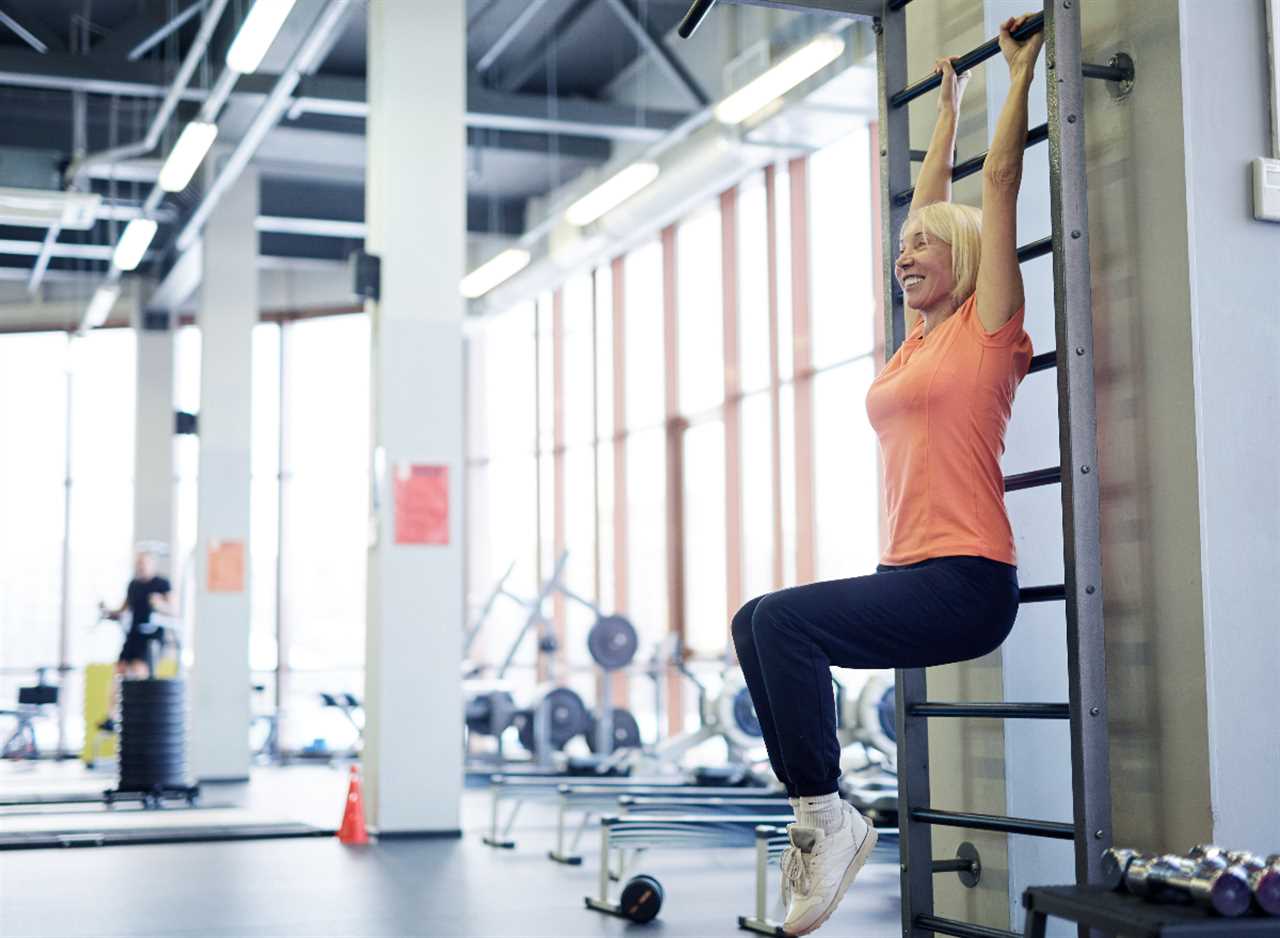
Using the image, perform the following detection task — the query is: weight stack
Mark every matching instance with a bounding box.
[119,679,189,792]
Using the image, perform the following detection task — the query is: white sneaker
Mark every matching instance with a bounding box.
[782,803,877,936]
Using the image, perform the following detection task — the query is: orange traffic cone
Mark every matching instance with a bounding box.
[337,764,370,845]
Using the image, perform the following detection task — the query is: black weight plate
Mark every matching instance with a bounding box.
[619,874,664,924]
[543,687,588,743]
[121,685,185,700]
[119,731,185,747]
[120,764,187,776]
[732,687,763,738]
[877,685,896,743]
[464,691,515,737]
[586,708,643,754]
[587,616,639,671]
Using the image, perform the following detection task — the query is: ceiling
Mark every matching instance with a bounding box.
[0,0,696,288]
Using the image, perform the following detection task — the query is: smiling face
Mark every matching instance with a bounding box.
[895,219,959,313]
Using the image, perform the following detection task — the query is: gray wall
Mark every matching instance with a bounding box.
[1177,0,1280,852]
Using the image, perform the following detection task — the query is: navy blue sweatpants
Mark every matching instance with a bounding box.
[730,556,1020,798]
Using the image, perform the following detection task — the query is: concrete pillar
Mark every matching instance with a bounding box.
[363,0,465,833]
[190,162,258,782]
[132,305,176,570]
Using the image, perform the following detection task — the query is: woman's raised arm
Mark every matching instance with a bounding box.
[908,57,969,213]
[974,14,1043,333]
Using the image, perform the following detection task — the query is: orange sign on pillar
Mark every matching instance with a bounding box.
[393,464,449,545]
[207,539,246,592]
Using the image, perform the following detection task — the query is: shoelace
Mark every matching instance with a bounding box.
[783,846,814,897]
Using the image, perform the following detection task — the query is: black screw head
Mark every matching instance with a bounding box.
[1085,585,1096,595]
[1095,830,1104,840]
[1081,465,1091,474]
[1071,230,1082,239]
[1090,707,1100,716]
[1067,114,1078,123]
[1076,347,1085,355]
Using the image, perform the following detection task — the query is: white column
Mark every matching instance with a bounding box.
[133,306,176,568]
[364,0,465,833]
[190,162,258,782]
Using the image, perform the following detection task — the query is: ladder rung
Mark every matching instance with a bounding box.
[909,148,929,162]
[895,125,1050,206]
[890,13,1045,108]
[1004,466,1061,491]
[916,914,1019,938]
[1028,351,1057,374]
[887,0,913,10]
[1019,584,1065,603]
[1017,237,1053,262]
[909,702,1070,719]
[911,808,1074,839]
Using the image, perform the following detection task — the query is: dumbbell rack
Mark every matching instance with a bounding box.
[674,1,1128,936]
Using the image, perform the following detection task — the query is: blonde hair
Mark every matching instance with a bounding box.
[902,203,982,305]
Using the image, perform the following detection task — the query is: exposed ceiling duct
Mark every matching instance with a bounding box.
[476,18,875,315]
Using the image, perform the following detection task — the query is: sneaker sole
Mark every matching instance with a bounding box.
[787,817,879,937]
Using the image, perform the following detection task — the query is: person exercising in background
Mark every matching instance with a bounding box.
[98,548,173,732]
[730,16,1043,937]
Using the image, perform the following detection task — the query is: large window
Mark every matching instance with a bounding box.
[0,330,137,749]
[0,333,69,732]
[278,314,369,746]
[462,126,881,722]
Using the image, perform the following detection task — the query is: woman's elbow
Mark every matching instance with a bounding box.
[983,163,1022,190]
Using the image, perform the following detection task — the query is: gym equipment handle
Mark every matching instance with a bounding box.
[676,0,717,39]
[890,12,1045,108]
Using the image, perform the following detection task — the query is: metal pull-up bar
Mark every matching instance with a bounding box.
[677,0,716,39]
[890,11,1044,107]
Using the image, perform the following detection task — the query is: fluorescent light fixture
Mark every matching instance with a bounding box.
[460,248,531,299]
[112,218,158,271]
[226,0,297,74]
[82,284,121,331]
[159,121,218,192]
[714,34,846,125]
[565,162,661,227]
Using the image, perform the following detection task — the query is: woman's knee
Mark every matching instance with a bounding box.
[731,595,765,649]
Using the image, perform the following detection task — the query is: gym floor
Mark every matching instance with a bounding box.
[0,764,903,937]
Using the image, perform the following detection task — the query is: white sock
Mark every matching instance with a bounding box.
[794,792,845,835]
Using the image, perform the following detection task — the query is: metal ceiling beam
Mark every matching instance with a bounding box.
[0,51,690,143]
[90,0,207,61]
[603,0,709,107]
[0,7,49,53]
[475,0,549,76]
[0,238,127,261]
[0,2,64,54]
[496,0,596,93]
[716,0,882,16]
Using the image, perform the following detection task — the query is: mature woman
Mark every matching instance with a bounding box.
[730,16,1043,937]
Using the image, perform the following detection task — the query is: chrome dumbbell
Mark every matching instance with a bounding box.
[1144,854,1253,917]
[1101,847,1144,891]
[1188,844,1280,916]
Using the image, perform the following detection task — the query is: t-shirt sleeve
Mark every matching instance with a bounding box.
[965,296,1028,348]
[154,577,172,594]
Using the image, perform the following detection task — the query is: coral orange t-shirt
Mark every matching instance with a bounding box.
[865,294,1032,567]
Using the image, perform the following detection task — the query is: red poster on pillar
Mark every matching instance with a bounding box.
[393,464,449,545]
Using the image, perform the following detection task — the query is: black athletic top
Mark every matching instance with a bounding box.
[126,576,171,631]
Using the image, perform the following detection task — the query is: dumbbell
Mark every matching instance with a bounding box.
[1130,854,1253,917]
[1188,845,1280,916]
[619,873,664,924]
[1101,847,1143,890]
